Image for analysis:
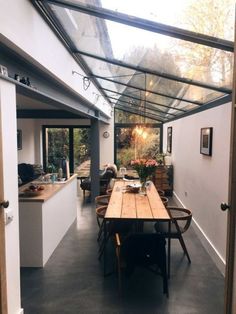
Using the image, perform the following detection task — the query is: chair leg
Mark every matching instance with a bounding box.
[97,220,104,242]
[116,247,122,296]
[178,235,191,263]
[167,237,171,279]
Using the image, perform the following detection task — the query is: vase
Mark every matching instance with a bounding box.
[139,177,147,195]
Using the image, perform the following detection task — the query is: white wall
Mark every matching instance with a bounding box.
[17,118,114,168]
[0,0,111,117]
[99,115,115,167]
[17,119,35,163]
[0,79,21,314]
[163,102,231,274]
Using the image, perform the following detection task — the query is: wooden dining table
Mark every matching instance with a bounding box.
[103,180,170,274]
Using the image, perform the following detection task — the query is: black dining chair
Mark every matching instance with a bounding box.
[154,206,192,277]
[115,232,169,297]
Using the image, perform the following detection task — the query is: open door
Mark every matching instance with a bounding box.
[224,12,236,314]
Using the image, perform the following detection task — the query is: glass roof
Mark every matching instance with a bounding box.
[35,0,234,123]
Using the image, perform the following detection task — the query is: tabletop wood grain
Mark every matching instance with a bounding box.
[105,180,170,220]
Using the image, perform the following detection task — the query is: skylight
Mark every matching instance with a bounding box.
[33,0,234,122]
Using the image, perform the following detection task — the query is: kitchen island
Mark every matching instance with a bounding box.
[19,174,77,267]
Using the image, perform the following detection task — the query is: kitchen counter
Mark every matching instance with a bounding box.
[19,174,77,202]
[18,174,78,267]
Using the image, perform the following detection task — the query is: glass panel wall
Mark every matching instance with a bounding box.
[115,125,161,168]
[73,128,91,171]
[43,127,91,175]
[44,127,70,175]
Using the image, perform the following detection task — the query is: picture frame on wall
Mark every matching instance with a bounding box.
[167,127,172,153]
[200,127,213,156]
[17,129,22,150]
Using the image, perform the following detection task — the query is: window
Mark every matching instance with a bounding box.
[115,125,161,168]
[43,126,91,175]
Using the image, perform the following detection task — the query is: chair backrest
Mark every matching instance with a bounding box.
[167,207,192,234]
[95,205,107,218]
[121,233,167,275]
[106,188,113,195]
[95,195,110,207]
[161,196,169,207]
[158,189,165,196]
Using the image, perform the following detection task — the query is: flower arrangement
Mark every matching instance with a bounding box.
[130,158,158,182]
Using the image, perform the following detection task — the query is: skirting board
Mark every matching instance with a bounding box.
[173,191,226,276]
[19,309,24,314]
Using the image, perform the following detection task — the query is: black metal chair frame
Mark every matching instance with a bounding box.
[115,232,169,297]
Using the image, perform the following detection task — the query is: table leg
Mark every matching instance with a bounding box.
[167,220,171,278]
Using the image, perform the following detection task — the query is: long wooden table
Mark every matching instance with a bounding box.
[103,180,170,274]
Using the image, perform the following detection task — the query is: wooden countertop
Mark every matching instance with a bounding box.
[19,174,77,203]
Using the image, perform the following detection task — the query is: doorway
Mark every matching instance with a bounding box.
[42,126,91,175]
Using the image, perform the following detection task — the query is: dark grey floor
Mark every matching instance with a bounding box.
[20,191,225,314]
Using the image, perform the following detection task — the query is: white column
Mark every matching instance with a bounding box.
[0,78,22,314]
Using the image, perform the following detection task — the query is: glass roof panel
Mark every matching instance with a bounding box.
[82,55,228,104]
[49,4,233,90]
[62,0,235,41]
[115,108,161,124]
[42,1,233,123]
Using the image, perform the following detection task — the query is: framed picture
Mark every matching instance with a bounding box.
[0,65,8,77]
[17,129,22,150]
[200,127,213,156]
[167,127,172,153]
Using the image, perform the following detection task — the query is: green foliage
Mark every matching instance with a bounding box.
[46,127,91,172]
[116,126,161,168]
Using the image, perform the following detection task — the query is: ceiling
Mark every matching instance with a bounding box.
[32,0,234,123]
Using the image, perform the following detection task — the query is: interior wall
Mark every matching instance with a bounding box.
[0,79,21,314]
[0,0,111,117]
[17,119,35,164]
[17,118,114,169]
[99,115,115,167]
[163,102,231,273]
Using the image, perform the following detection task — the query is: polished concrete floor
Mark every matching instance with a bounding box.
[21,192,225,314]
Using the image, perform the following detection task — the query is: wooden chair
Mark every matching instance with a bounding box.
[157,189,165,196]
[80,167,116,199]
[115,233,168,297]
[95,195,110,243]
[154,206,192,277]
[95,194,110,208]
[160,196,169,207]
[106,188,113,195]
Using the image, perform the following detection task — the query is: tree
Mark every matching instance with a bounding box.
[177,0,234,91]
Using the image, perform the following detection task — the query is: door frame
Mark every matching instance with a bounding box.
[224,13,236,313]
[0,112,8,313]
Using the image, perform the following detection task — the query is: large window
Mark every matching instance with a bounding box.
[43,126,91,175]
[115,124,162,168]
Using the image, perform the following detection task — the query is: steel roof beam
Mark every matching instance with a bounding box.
[74,49,231,94]
[93,74,203,106]
[102,87,187,113]
[108,95,177,117]
[114,104,165,122]
[109,96,178,117]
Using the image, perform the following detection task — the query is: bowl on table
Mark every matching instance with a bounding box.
[23,184,45,197]
[126,183,141,193]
